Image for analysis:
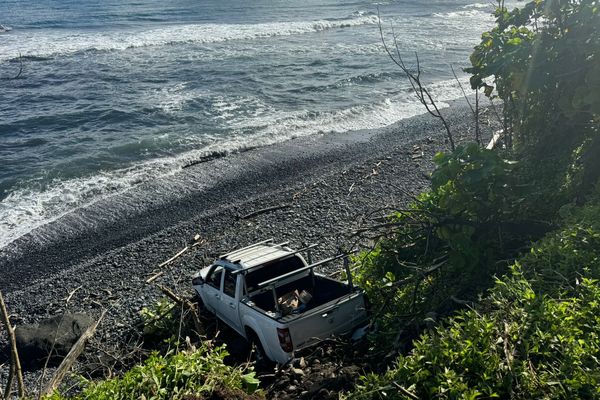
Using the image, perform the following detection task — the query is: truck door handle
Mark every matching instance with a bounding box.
[229,302,236,309]
[322,307,339,318]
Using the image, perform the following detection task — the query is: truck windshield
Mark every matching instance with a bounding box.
[244,256,305,293]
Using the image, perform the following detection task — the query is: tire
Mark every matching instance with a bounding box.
[194,293,210,319]
[247,331,274,371]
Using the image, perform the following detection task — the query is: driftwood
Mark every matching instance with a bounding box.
[487,130,502,150]
[0,291,25,399]
[145,271,165,284]
[41,309,107,397]
[158,246,190,268]
[64,286,82,304]
[148,235,205,284]
[240,204,289,220]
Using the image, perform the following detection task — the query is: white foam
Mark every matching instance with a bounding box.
[0,76,473,250]
[462,3,492,9]
[433,9,492,19]
[0,16,379,62]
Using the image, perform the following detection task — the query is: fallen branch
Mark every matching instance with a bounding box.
[41,309,107,397]
[487,129,502,150]
[145,271,165,284]
[156,285,203,337]
[158,246,190,268]
[240,204,289,220]
[392,382,419,400]
[155,234,204,271]
[0,291,25,399]
[64,286,82,304]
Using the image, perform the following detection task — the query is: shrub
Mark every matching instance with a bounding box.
[354,144,525,348]
[46,342,261,400]
[347,196,600,399]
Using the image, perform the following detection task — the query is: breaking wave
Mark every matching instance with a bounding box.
[0,15,379,62]
[0,76,471,249]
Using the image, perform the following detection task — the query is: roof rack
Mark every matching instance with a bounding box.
[257,250,353,288]
[220,238,273,260]
[235,241,291,264]
[231,243,318,275]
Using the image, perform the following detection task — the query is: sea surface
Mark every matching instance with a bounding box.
[0,0,508,249]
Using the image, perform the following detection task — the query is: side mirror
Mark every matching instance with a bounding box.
[192,276,204,286]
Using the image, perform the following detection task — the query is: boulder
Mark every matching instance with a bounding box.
[15,313,93,368]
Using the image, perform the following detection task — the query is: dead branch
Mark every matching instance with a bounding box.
[154,234,204,272]
[450,64,480,144]
[487,130,502,150]
[41,310,107,397]
[64,286,82,304]
[145,271,164,284]
[0,291,25,399]
[158,246,190,268]
[378,10,455,150]
[155,284,203,337]
[240,204,289,220]
[392,382,419,400]
[450,64,474,114]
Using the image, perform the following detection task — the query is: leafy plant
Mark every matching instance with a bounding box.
[354,144,527,351]
[45,342,262,400]
[348,195,600,399]
[139,297,196,350]
[467,0,600,196]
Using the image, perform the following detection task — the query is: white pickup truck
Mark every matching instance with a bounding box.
[192,240,369,365]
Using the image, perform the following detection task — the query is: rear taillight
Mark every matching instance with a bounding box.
[277,327,293,352]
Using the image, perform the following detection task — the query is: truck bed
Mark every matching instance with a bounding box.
[247,274,352,317]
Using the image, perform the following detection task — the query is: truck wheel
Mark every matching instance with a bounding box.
[193,294,205,314]
[247,332,274,371]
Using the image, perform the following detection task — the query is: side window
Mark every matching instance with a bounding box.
[223,270,237,299]
[207,266,223,289]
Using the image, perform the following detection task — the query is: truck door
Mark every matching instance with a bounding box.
[217,268,242,334]
[203,265,224,313]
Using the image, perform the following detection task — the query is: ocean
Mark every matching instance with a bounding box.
[0,0,504,250]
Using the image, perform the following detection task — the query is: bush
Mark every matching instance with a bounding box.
[46,342,261,400]
[354,144,527,349]
[347,196,600,399]
[467,0,600,200]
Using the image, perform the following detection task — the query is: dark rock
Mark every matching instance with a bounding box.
[15,313,93,369]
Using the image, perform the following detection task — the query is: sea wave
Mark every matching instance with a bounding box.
[0,15,379,62]
[433,9,492,19]
[0,76,472,249]
[462,3,492,9]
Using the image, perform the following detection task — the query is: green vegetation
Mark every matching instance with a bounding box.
[348,0,600,398]
[46,342,261,400]
[354,144,539,347]
[139,297,194,350]
[349,192,600,399]
[467,0,600,204]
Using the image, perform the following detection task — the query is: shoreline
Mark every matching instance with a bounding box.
[0,99,481,294]
[0,100,494,390]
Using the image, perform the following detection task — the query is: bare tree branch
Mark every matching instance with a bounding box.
[378,10,455,151]
[0,291,25,399]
